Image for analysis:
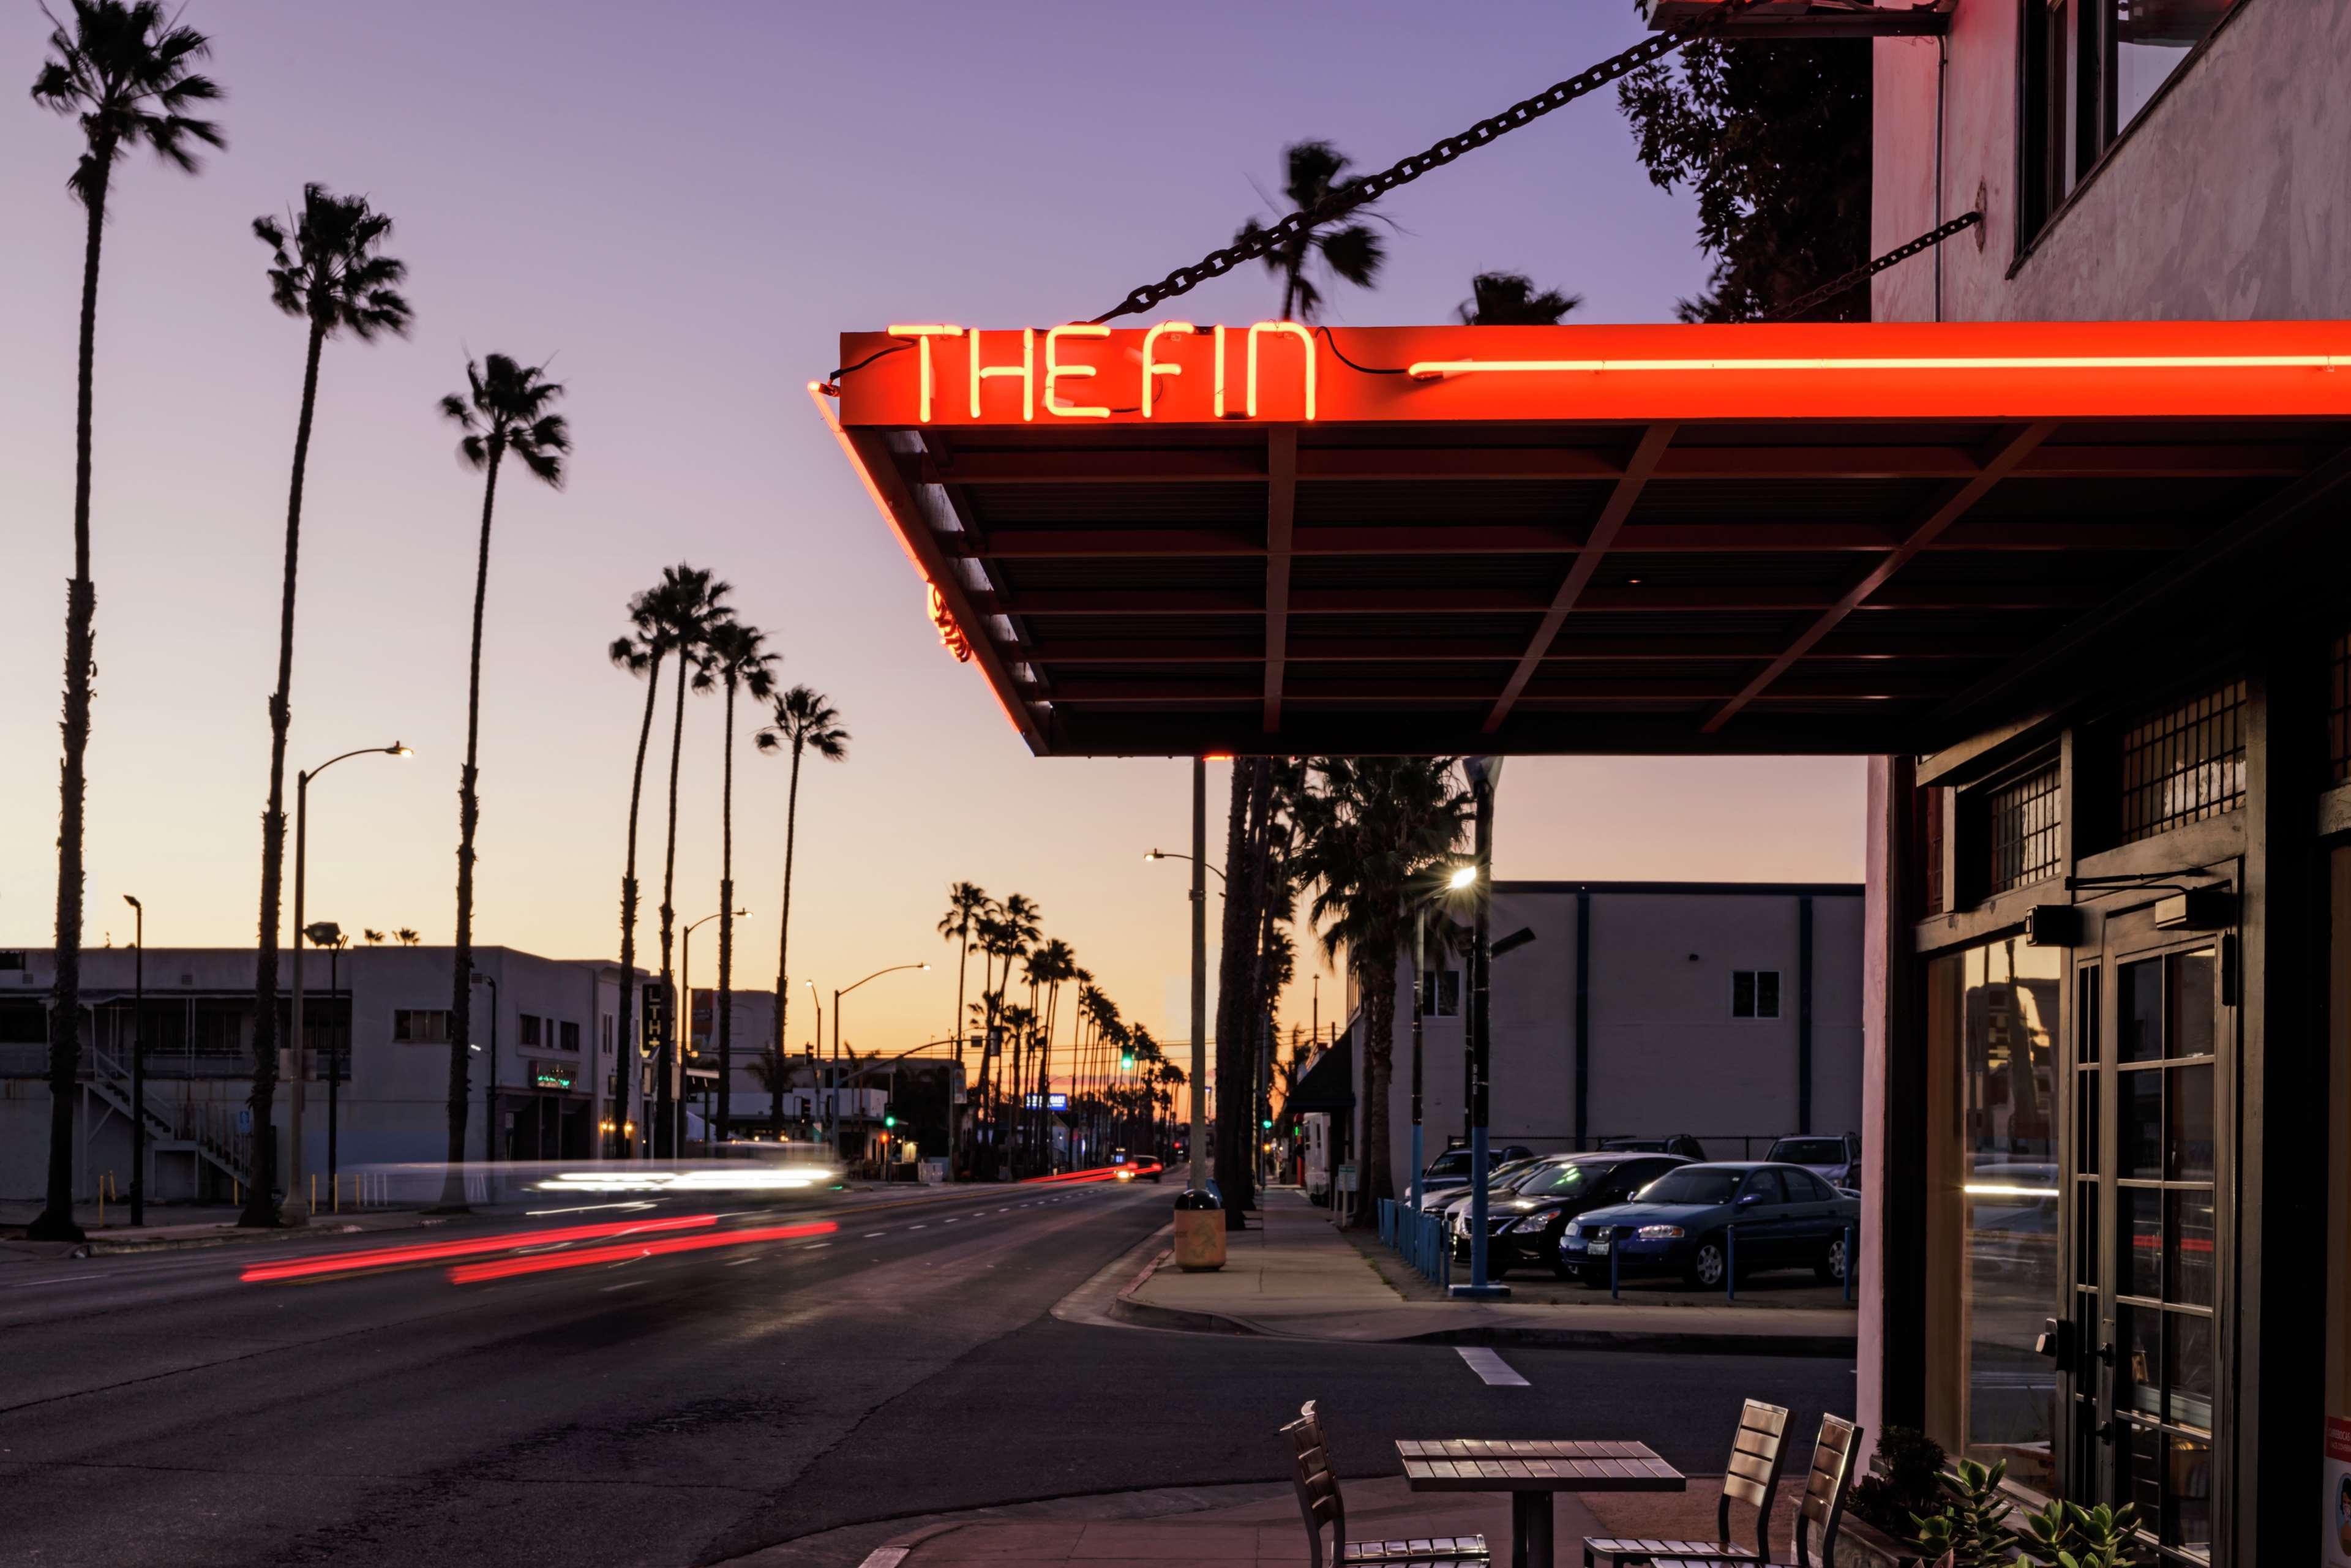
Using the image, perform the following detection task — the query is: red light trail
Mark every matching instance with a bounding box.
[447,1220,839,1285]
[239,1213,719,1284]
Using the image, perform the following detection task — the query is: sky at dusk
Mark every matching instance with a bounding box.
[0,1,1864,1059]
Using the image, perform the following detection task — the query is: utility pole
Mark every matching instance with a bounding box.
[1452,758,1509,1300]
[124,895,144,1226]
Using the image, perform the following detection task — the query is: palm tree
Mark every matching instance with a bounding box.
[1234,141,1384,322]
[1025,938,1076,1166]
[28,0,223,1244]
[433,353,569,1209]
[643,572,731,1158]
[1292,757,1471,1221]
[362,928,386,945]
[755,685,849,1134]
[986,893,1040,1156]
[1457,271,1583,326]
[936,881,990,1147]
[395,927,420,947]
[241,185,410,1229]
[699,620,776,1150]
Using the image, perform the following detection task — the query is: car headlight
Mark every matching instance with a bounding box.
[1637,1225,1685,1240]
[1564,1221,1583,1239]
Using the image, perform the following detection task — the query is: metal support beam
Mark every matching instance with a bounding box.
[1484,424,1676,733]
[1700,421,2060,735]
[1262,428,1298,732]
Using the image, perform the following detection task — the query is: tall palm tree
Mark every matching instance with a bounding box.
[433,353,569,1209]
[755,685,849,1133]
[1292,757,1471,1221]
[361,928,386,945]
[936,881,990,1146]
[1025,938,1076,1165]
[986,893,1040,1155]
[1457,271,1583,326]
[395,927,420,947]
[1234,141,1385,323]
[644,575,732,1158]
[241,185,410,1229]
[699,620,776,1149]
[27,0,223,1244]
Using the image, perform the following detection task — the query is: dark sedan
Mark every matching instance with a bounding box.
[1558,1161,1859,1289]
[1449,1152,1690,1278]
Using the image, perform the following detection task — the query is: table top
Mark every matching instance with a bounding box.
[1396,1439,1684,1494]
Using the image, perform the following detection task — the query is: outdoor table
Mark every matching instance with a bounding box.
[1396,1439,1684,1568]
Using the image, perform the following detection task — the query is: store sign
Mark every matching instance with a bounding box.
[868,321,1316,425]
[533,1063,576,1090]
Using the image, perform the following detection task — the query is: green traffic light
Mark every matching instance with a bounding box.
[1120,1053,1135,1070]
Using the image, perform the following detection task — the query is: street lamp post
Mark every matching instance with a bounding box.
[1451,758,1509,1301]
[470,969,499,1186]
[1189,757,1208,1196]
[288,742,408,1218]
[830,963,929,1163]
[680,909,743,1152]
[305,922,344,1197]
[804,980,820,1141]
[124,895,144,1226]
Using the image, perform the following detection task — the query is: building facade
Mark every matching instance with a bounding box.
[1859,4,2351,1563]
[0,945,636,1203]
[1340,880,1864,1191]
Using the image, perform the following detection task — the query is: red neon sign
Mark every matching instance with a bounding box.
[836,320,2351,429]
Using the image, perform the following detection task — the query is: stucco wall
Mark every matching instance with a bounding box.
[1872,0,2351,323]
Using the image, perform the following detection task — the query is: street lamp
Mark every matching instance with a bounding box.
[288,741,409,1218]
[679,908,746,1151]
[805,980,821,1139]
[1145,848,1225,888]
[124,894,144,1226]
[830,963,929,1161]
[470,969,499,1183]
[1451,756,1509,1302]
[305,921,345,1198]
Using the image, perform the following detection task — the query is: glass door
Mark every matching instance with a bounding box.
[2068,915,2224,1562]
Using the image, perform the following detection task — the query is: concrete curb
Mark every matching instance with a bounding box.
[1108,1239,1854,1356]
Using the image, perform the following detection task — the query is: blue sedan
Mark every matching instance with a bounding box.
[1558,1161,1859,1289]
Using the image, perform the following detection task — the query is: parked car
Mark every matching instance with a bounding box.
[1558,1161,1859,1289]
[1419,1144,1534,1199]
[1764,1134,1861,1193]
[1449,1152,1691,1278]
[1597,1134,1709,1161]
[1435,1155,1561,1240]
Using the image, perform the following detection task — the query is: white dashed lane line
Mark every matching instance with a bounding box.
[601,1280,651,1293]
[863,1231,886,1238]
[1456,1348,1531,1387]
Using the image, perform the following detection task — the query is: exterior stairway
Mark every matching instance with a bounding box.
[84,1041,252,1189]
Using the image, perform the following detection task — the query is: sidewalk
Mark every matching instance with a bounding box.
[1112,1189,1854,1354]
[725,1474,1798,1568]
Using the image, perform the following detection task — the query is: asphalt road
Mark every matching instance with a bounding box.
[1,1180,1853,1567]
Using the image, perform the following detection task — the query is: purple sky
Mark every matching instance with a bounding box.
[0,0,1862,1056]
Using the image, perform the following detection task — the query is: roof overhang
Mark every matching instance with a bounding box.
[817,320,2351,759]
[1640,0,1955,37]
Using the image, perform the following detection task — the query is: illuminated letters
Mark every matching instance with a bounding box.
[1044,323,1111,419]
[886,324,962,423]
[1141,321,1196,419]
[1213,324,1231,418]
[1247,321,1316,420]
[968,327,1036,421]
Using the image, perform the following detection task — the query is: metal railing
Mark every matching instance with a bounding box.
[1377,1198,1452,1289]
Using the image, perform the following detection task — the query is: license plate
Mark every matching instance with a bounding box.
[1586,1237,1611,1256]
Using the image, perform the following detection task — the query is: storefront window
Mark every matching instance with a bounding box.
[1929,939,2064,1493]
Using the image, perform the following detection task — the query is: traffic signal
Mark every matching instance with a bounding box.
[1261,1117,1273,1130]
[882,1103,898,1128]
[1120,1051,1136,1070]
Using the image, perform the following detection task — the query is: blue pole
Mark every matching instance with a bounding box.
[1410,1120,1423,1215]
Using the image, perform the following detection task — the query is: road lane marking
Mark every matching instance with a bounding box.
[863,1231,886,1238]
[1457,1348,1530,1387]
[857,1548,910,1568]
[910,1225,927,1231]
[722,1256,760,1267]
[943,1218,957,1223]
[601,1280,651,1292]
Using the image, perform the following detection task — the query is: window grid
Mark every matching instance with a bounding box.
[2118,682,2246,842]
[1989,764,2063,893]
[2330,632,2350,786]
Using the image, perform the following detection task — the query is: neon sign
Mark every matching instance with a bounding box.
[884,321,1316,424]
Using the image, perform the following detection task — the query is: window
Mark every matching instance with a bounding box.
[2019,0,2237,245]
[2118,680,2246,842]
[1732,970,1782,1019]
[1418,969,1460,1018]
[1739,1168,1788,1205]
[600,1013,614,1055]
[1928,938,2063,1494]
[1989,763,2063,893]
[518,1013,542,1047]
[559,1019,580,1052]
[393,1008,451,1044]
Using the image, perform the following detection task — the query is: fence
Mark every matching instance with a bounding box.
[1376,1198,1451,1289]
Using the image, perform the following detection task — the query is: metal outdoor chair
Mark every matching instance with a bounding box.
[1581,1398,1790,1568]
[1282,1401,1490,1568]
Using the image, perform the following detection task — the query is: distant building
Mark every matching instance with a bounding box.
[0,945,636,1202]
[1316,880,1862,1196]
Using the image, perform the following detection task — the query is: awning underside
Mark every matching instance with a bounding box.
[869,415,2349,756]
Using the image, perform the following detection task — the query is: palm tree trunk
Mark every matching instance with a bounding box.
[770,741,804,1135]
[949,927,970,1163]
[654,655,690,1157]
[1354,945,1400,1222]
[32,151,113,1245]
[716,675,738,1153]
[243,318,328,1228]
[439,440,504,1210]
[614,651,664,1158]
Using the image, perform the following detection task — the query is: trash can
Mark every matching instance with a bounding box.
[1171,1188,1226,1272]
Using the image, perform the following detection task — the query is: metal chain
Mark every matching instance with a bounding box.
[1090,0,1769,324]
[1762,210,1984,323]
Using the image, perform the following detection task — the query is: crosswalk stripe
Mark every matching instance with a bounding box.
[1456,1348,1530,1387]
